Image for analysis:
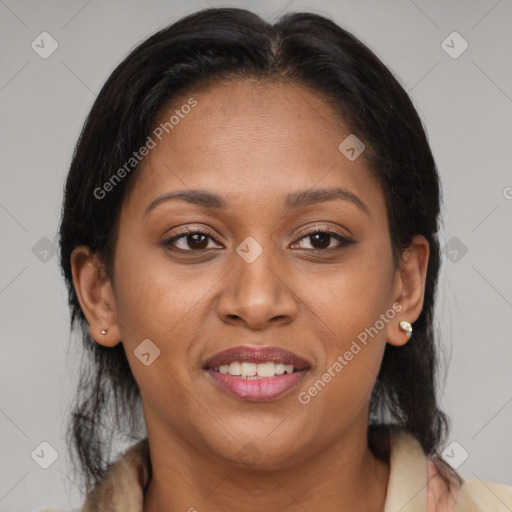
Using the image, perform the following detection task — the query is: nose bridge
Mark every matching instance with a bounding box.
[238,242,278,293]
[235,236,282,305]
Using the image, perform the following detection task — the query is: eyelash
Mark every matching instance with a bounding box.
[161,226,354,254]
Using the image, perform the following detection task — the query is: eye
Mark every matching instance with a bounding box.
[161,226,354,254]
[161,228,222,252]
[290,227,354,251]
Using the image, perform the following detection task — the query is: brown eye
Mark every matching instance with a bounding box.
[291,228,354,251]
[161,229,221,252]
[308,232,331,250]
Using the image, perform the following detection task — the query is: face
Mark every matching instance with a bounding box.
[75,79,427,470]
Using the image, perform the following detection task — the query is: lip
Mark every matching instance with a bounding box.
[206,369,308,401]
[203,345,311,402]
[204,345,311,370]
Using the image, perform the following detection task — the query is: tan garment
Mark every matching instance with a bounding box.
[38,430,512,512]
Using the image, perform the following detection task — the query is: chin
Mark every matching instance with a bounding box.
[206,435,308,472]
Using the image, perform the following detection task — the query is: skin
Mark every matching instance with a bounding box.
[71,79,429,512]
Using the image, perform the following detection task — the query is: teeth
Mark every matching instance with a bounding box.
[275,363,286,375]
[241,362,257,377]
[256,362,275,377]
[214,361,297,378]
[228,361,241,375]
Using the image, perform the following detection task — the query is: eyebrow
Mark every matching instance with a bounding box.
[144,186,369,216]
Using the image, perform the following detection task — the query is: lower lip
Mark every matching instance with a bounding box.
[205,369,308,401]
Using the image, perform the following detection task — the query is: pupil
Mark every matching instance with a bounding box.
[189,234,207,250]
[311,233,330,249]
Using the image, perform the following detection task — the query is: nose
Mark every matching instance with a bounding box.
[216,245,298,330]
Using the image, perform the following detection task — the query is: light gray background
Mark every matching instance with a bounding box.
[1,1,511,510]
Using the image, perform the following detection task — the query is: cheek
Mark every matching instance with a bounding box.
[297,283,390,429]
[297,247,394,401]
[112,241,213,340]
[303,252,394,347]
[111,246,211,410]
[111,244,226,390]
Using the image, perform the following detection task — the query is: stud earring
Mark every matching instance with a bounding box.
[399,321,412,339]
[101,329,108,335]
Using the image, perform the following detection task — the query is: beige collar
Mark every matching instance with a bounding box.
[384,430,430,511]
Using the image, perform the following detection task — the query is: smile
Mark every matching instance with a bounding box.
[214,361,296,378]
[203,345,311,401]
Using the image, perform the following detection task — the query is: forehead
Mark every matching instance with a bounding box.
[123,79,383,217]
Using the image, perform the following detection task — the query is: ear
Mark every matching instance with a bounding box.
[70,245,121,347]
[386,235,430,347]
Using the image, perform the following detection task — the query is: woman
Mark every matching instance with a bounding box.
[49,6,512,512]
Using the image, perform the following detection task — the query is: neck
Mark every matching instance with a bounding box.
[143,417,390,512]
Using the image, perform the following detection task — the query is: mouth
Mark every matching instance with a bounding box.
[203,345,311,402]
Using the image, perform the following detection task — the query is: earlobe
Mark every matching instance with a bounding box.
[70,245,121,347]
[386,235,430,347]
[387,318,414,347]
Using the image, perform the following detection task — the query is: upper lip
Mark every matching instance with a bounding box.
[204,345,311,370]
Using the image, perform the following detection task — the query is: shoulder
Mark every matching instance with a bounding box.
[386,429,512,512]
[427,453,512,511]
[455,477,512,511]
